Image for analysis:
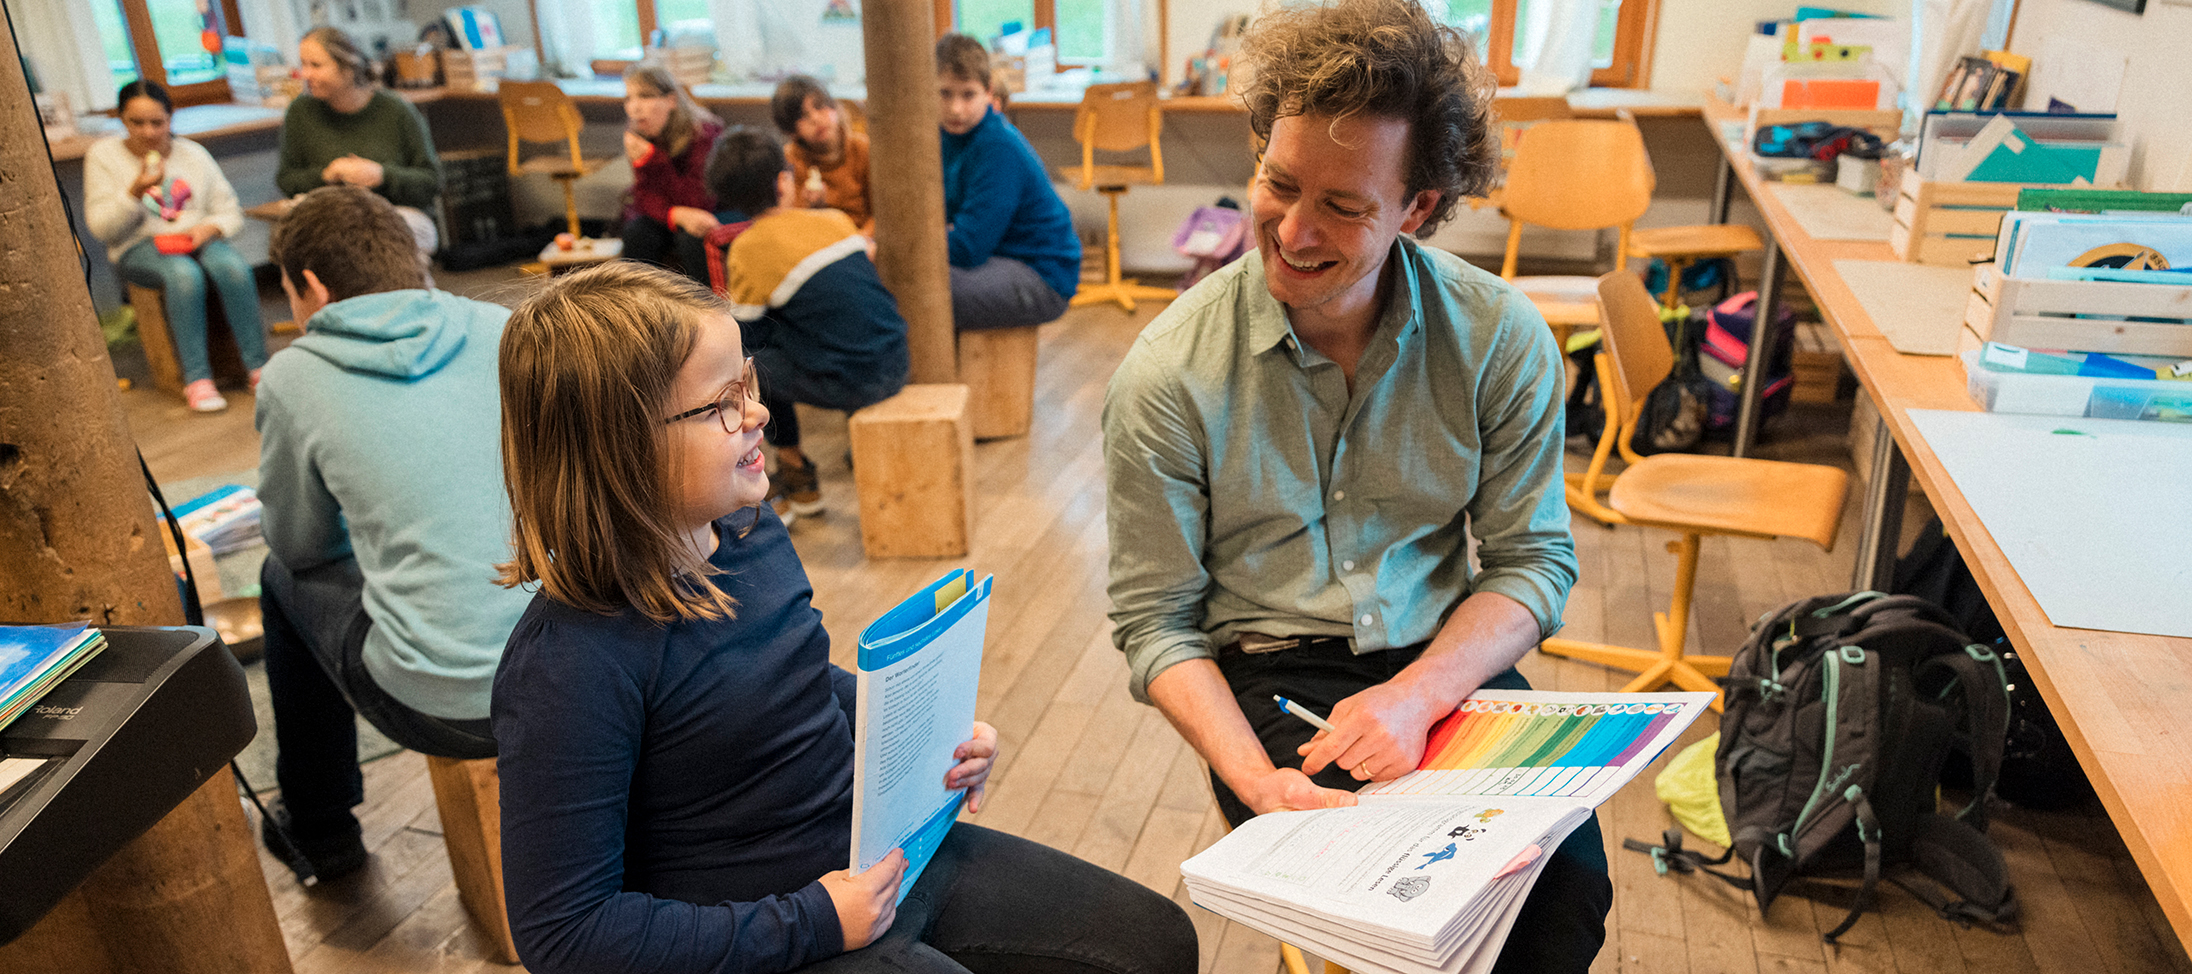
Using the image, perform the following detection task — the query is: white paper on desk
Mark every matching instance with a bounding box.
[1832,259,1972,355]
[850,571,992,901]
[1905,410,2192,639]
[1766,183,1896,242]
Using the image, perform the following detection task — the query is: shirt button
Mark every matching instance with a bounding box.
[1360,614,1374,625]
[1333,490,1346,501]
[1342,560,1356,571]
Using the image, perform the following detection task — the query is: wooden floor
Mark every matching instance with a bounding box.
[125,281,2192,974]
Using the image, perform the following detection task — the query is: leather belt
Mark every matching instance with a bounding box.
[1221,632,1355,657]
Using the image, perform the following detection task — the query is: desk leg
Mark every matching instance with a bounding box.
[1711,156,1734,225]
[1850,411,1910,591]
[1730,231,1783,458]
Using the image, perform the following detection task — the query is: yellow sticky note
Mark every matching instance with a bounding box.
[934,575,967,614]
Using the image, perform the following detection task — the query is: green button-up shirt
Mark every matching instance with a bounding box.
[1102,239,1576,703]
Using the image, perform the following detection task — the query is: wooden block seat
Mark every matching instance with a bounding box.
[958,326,1039,440]
[1544,273,1849,709]
[425,754,520,965]
[127,282,252,399]
[847,384,976,559]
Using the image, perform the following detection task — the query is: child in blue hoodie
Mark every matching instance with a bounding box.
[935,34,1080,331]
[254,185,532,882]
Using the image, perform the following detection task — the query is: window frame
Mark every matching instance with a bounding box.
[930,0,1114,71]
[109,0,245,107]
[1479,0,1655,89]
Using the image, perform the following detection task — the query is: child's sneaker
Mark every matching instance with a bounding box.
[774,455,825,517]
[183,379,228,413]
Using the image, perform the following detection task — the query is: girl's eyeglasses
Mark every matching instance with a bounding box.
[661,357,761,434]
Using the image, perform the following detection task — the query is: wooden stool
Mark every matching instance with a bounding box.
[847,384,975,559]
[425,755,519,965]
[957,326,1038,440]
[127,283,251,398]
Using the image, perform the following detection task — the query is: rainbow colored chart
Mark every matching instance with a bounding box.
[1358,691,1714,804]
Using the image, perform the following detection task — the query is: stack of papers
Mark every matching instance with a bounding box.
[1183,691,1712,974]
[169,484,262,555]
[0,623,106,733]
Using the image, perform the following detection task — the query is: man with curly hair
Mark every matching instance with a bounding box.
[1102,0,1609,968]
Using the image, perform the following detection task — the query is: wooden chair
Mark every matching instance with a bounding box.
[1497,119,1654,350]
[1539,273,1849,709]
[1063,81,1177,314]
[499,80,607,241]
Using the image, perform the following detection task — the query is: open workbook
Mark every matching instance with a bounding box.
[849,570,994,903]
[1183,690,1713,974]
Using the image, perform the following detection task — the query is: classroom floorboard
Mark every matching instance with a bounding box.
[123,273,2192,974]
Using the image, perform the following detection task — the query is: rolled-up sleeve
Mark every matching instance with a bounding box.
[1102,343,1216,703]
[1463,293,1578,638]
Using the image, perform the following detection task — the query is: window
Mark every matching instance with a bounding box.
[945,0,1114,70]
[87,0,246,106]
[1438,0,1653,89]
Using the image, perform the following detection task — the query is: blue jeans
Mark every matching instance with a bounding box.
[1212,644,1614,974]
[260,553,495,842]
[797,823,1198,974]
[114,237,268,385]
[950,257,1069,332]
[754,344,905,448]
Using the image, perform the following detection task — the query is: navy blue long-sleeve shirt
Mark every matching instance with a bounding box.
[940,108,1081,301]
[493,511,856,974]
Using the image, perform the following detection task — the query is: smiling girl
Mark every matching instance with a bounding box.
[491,262,1196,974]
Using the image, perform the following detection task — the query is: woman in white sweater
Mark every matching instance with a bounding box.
[86,80,269,412]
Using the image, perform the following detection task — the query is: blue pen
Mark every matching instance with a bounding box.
[1274,695,1336,733]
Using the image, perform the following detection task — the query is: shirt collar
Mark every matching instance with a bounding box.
[1247,238,1428,364]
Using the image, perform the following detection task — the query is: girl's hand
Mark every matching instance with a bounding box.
[185,224,221,251]
[669,206,720,237]
[624,130,653,164]
[945,721,998,813]
[131,154,167,198]
[819,849,904,951]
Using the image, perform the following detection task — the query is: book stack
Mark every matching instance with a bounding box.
[0,623,106,733]
[1183,691,1713,974]
[169,484,263,556]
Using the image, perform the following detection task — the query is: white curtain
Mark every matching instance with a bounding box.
[233,0,306,66]
[531,0,603,77]
[12,0,122,112]
[1510,0,1597,96]
[710,0,812,80]
[1911,0,1992,123]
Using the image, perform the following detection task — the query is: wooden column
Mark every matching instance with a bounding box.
[0,27,293,974]
[863,0,958,384]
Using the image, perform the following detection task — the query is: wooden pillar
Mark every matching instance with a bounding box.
[0,27,293,974]
[863,0,958,384]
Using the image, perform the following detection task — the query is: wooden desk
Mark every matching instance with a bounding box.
[1697,97,2192,956]
[45,103,284,163]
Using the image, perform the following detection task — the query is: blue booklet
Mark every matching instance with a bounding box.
[848,570,994,903]
[0,623,107,732]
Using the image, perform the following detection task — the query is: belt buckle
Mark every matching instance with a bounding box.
[1237,632,1300,654]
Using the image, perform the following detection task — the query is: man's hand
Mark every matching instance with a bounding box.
[819,849,904,951]
[669,205,720,236]
[946,720,997,813]
[1297,679,1448,782]
[1237,766,1358,816]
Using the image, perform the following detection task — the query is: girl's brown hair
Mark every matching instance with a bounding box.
[302,26,377,90]
[627,61,722,160]
[496,261,742,622]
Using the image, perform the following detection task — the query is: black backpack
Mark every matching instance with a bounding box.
[1625,592,2020,941]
